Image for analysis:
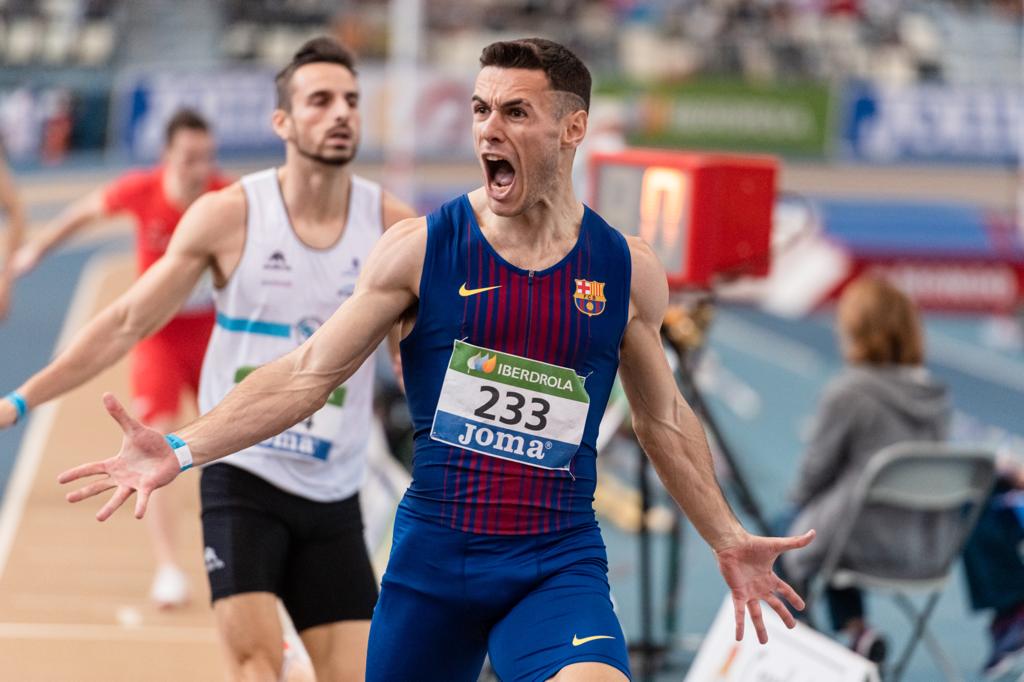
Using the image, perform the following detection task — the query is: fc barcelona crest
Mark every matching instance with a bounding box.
[574,278,607,317]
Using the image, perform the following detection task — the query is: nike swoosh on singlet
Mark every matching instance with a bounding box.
[458,283,502,297]
[572,634,615,647]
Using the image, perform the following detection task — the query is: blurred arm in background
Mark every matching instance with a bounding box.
[0,153,27,319]
[10,187,107,278]
[0,185,244,429]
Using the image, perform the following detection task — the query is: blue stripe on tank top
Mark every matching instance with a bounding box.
[215,312,291,338]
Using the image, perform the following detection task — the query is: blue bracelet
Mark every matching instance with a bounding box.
[5,391,27,423]
[164,433,193,471]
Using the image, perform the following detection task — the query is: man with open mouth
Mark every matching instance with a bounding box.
[60,37,814,682]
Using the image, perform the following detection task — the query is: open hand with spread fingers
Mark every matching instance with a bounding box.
[715,529,816,644]
[57,393,182,521]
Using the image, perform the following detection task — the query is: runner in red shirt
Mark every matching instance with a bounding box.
[13,109,230,608]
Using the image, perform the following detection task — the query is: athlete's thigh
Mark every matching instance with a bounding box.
[366,578,487,682]
[200,465,291,601]
[300,620,370,682]
[280,495,377,633]
[547,662,629,682]
[366,510,487,682]
[488,558,631,682]
[213,592,285,672]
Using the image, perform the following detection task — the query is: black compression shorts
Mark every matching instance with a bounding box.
[199,463,378,632]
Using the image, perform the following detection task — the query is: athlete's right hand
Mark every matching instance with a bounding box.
[57,393,181,521]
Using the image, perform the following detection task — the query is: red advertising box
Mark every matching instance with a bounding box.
[589,149,778,289]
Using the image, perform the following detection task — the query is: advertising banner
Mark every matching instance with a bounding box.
[111,65,476,162]
[839,80,1023,164]
[0,86,108,164]
[597,78,832,157]
[111,68,280,160]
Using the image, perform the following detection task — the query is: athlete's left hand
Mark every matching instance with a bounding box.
[57,393,181,521]
[714,529,815,644]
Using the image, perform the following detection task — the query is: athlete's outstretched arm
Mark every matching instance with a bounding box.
[0,155,26,318]
[617,237,814,645]
[0,188,242,428]
[9,188,106,278]
[57,217,427,520]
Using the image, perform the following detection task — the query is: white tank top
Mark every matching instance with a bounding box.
[198,168,382,501]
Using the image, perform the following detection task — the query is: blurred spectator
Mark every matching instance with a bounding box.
[961,455,1024,677]
[215,1,1019,87]
[780,275,951,663]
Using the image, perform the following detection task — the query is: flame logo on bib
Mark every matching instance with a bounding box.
[466,352,497,374]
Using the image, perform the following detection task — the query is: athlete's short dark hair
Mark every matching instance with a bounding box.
[275,37,358,111]
[164,108,209,146]
[479,38,591,115]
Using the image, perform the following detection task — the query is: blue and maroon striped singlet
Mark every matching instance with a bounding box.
[399,194,631,535]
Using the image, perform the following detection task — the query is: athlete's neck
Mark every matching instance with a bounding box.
[469,181,583,272]
[278,155,353,228]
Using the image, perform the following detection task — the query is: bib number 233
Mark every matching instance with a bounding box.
[430,340,590,471]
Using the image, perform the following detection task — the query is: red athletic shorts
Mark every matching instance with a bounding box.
[130,312,214,425]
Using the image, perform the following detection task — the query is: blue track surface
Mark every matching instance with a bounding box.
[0,242,116,486]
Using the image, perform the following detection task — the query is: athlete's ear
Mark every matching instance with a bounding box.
[561,109,587,151]
[270,108,292,143]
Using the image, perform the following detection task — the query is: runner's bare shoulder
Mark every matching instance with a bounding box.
[176,182,247,247]
[623,235,668,323]
[363,215,427,295]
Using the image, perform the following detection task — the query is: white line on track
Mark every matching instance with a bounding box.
[927,331,1024,394]
[0,621,215,643]
[711,313,827,379]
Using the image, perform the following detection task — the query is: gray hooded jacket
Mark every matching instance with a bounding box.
[782,365,952,585]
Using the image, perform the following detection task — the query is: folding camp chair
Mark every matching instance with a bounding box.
[811,442,997,682]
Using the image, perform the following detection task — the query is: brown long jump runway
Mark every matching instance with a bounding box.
[0,252,223,681]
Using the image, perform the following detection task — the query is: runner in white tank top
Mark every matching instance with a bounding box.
[200,168,380,501]
[27,38,416,681]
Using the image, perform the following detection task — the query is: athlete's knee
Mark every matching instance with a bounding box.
[224,640,284,682]
[214,597,286,682]
[547,661,629,682]
[302,620,370,682]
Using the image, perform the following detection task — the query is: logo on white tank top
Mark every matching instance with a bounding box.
[294,316,323,343]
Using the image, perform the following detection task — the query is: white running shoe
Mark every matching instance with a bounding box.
[149,565,189,609]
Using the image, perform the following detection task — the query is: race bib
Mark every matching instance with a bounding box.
[430,340,590,471]
[234,366,346,461]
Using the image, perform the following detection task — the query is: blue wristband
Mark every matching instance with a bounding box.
[164,433,193,471]
[5,391,27,423]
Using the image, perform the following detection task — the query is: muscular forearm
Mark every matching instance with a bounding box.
[36,213,90,258]
[0,165,24,268]
[177,351,346,466]
[31,191,106,265]
[174,283,403,465]
[634,395,747,551]
[2,206,25,266]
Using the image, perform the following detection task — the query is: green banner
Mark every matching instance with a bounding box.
[448,341,589,403]
[596,78,832,157]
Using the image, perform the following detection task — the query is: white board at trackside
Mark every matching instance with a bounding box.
[684,595,881,682]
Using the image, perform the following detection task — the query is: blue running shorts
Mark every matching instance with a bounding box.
[366,505,631,681]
